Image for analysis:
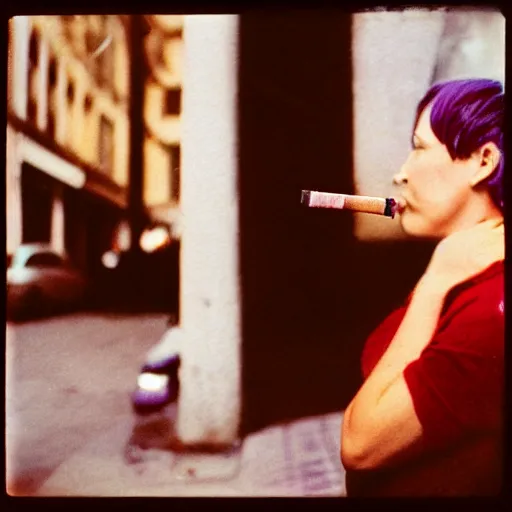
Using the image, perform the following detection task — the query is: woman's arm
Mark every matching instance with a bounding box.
[341,218,505,469]
[340,219,504,471]
[340,276,448,470]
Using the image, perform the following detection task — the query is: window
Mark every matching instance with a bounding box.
[98,41,114,90]
[85,23,97,54]
[27,30,39,121]
[84,94,93,113]
[26,252,63,268]
[47,56,58,138]
[165,88,181,116]
[48,56,57,88]
[29,29,38,66]
[84,15,115,91]
[67,80,75,103]
[169,145,180,201]
[99,115,114,174]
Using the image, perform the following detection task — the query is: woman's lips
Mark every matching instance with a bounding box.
[396,198,407,214]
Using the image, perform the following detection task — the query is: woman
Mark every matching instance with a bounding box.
[340,78,505,496]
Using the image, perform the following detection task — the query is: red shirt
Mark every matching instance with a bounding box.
[345,261,505,496]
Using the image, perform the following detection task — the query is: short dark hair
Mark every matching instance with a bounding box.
[415,78,504,211]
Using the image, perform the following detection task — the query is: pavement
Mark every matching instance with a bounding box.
[6,312,347,497]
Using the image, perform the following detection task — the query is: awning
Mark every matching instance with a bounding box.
[19,135,86,189]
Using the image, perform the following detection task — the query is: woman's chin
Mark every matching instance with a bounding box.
[399,213,433,239]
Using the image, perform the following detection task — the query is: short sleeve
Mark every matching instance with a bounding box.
[361,307,407,378]
[402,295,504,451]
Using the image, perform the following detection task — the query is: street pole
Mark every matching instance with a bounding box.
[126,15,147,306]
[127,14,147,257]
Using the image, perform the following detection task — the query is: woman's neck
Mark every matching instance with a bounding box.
[446,193,503,236]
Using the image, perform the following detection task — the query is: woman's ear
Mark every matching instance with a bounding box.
[469,142,501,188]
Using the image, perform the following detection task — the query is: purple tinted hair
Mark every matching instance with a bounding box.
[415,78,505,211]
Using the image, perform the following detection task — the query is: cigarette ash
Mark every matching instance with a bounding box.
[301,190,312,206]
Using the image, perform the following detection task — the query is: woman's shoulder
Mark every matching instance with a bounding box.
[434,260,504,351]
[445,260,504,313]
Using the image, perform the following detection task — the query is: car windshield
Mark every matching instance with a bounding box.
[25,252,63,268]
[11,247,35,268]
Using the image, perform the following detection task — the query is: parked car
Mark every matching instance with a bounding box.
[6,243,88,321]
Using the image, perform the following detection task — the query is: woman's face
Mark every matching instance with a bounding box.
[393,104,477,239]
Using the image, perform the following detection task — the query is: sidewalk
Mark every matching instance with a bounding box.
[36,409,346,497]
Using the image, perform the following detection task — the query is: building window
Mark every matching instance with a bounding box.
[47,55,58,139]
[67,80,75,104]
[84,93,93,113]
[98,38,115,90]
[97,16,114,90]
[170,145,180,201]
[99,115,114,174]
[27,29,39,122]
[165,88,181,116]
[48,55,57,88]
[83,15,115,92]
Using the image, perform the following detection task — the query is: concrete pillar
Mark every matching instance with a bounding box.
[6,125,23,255]
[51,189,65,255]
[12,16,30,120]
[175,15,241,447]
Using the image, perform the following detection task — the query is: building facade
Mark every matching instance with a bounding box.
[142,15,183,237]
[6,15,184,277]
[6,15,130,276]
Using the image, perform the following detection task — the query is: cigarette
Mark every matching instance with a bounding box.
[301,190,397,218]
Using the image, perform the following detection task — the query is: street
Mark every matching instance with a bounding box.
[6,311,346,497]
[6,312,169,495]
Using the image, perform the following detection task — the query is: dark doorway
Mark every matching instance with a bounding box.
[21,163,54,244]
[63,186,87,273]
[238,12,356,434]
[83,192,123,301]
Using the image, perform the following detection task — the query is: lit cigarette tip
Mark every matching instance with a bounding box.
[301,190,311,206]
[384,197,397,219]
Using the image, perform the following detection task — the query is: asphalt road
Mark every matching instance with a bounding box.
[6,311,169,495]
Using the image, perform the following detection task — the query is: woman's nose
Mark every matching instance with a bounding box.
[393,167,408,185]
